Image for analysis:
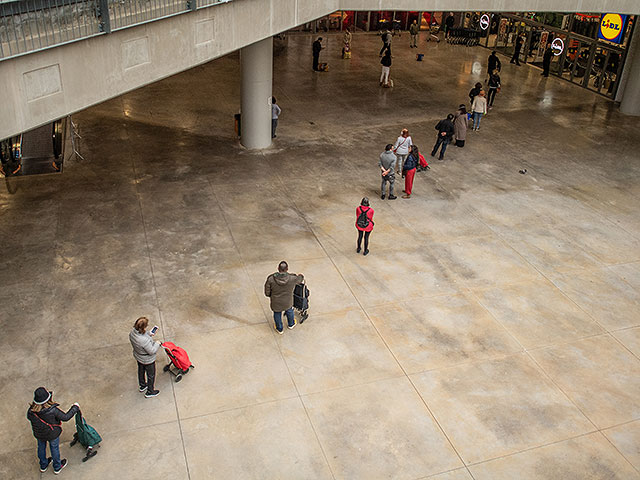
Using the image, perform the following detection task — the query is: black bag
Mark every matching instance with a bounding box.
[356,207,371,229]
[293,283,310,322]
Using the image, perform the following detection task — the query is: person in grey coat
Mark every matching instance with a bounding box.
[454,104,468,147]
[264,261,304,334]
[129,316,161,398]
[379,144,397,200]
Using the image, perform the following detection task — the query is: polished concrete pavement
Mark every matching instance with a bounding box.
[1,32,640,479]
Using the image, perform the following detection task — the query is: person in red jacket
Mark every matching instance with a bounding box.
[355,197,374,255]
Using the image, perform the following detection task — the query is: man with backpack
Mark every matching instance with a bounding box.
[355,197,374,256]
[379,144,397,200]
[264,261,305,334]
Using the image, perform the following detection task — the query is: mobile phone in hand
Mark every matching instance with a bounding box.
[150,325,159,336]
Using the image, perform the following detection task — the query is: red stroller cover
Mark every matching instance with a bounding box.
[162,342,193,371]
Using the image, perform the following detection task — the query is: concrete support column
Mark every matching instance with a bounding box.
[240,37,273,149]
[620,25,640,116]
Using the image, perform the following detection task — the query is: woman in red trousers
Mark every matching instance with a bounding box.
[402,145,419,198]
[355,197,374,256]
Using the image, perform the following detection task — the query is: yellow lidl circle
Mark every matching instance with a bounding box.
[600,14,623,40]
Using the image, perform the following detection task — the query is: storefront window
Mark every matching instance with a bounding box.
[571,14,600,39]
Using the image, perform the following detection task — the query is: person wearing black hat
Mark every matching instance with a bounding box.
[27,387,79,474]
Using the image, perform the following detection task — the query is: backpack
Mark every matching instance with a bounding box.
[357,207,371,229]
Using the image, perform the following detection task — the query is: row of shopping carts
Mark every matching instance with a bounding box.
[447,28,482,46]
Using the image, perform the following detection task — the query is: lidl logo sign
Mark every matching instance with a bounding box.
[598,14,627,43]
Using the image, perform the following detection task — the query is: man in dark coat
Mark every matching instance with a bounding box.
[445,13,455,37]
[312,37,323,71]
[431,114,455,160]
[264,261,304,333]
[487,50,501,79]
[542,43,553,77]
[510,35,523,65]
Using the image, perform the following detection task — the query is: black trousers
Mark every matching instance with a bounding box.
[487,88,497,106]
[138,361,156,391]
[357,230,371,250]
[510,48,521,64]
[542,61,550,76]
[313,54,319,71]
[432,136,450,159]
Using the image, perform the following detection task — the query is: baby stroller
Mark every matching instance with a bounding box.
[293,281,310,323]
[69,412,101,462]
[162,342,194,382]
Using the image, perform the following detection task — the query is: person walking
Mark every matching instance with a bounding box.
[487,50,501,80]
[271,97,281,138]
[409,20,419,48]
[342,27,352,58]
[27,387,80,475]
[471,90,488,131]
[510,35,523,65]
[454,104,468,147]
[355,198,374,255]
[542,43,553,77]
[129,316,161,398]
[379,144,397,200]
[469,82,483,107]
[312,37,323,71]
[393,129,412,173]
[264,261,304,334]
[487,70,501,109]
[431,114,455,160]
[402,145,419,198]
[380,48,392,87]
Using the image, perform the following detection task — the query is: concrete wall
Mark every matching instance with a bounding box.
[2,0,639,140]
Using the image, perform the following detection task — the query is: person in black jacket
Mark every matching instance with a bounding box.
[487,51,501,80]
[431,114,455,160]
[27,387,79,474]
[510,35,523,65]
[487,70,501,108]
[542,43,553,77]
[312,37,323,71]
[469,82,482,107]
[380,48,392,87]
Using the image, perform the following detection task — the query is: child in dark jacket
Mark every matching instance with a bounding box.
[27,387,79,474]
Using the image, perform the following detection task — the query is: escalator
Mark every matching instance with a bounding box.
[0,119,64,177]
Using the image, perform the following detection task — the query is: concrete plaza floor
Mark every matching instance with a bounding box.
[1,32,640,479]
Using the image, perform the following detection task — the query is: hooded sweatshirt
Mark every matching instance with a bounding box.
[129,328,160,365]
[379,150,397,175]
[264,272,304,312]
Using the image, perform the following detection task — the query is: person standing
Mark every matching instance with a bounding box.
[393,129,412,173]
[402,145,419,198]
[342,27,352,58]
[380,48,392,87]
[487,50,501,80]
[471,90,488,131]
[510,35,523,65]
[271,97,281,138]
[409,20,419,48]
[379,144,397,200]
[264,261,304,334]
[355,198,374,255]
[469,82,483,107]
[380,29,392,56]
[312,37,323,71]
[129,316,161,398]
[27,387,80,474]
[454,104,468,147]
[487,70,501,109]
[542,43,553,77]
[445,13,455,37]
[431,114,455,160]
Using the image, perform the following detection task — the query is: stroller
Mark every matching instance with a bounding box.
[69,412,101,462]
[293,281,310,323]
[162,342,194,382]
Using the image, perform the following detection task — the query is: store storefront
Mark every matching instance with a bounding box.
[479,12,635,98]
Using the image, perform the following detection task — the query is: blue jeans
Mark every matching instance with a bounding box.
[38,437,61,471]
[473,112,483,129]
[273,307,294,331]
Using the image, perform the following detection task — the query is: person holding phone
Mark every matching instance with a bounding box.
[129,317,161,398]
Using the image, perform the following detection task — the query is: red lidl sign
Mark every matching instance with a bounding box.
[598,14,626,43]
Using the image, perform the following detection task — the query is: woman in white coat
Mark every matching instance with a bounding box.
[393,129,413,173]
